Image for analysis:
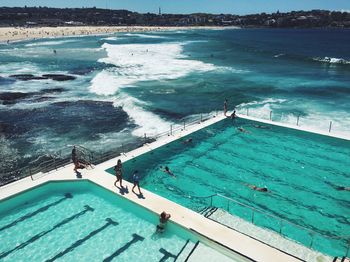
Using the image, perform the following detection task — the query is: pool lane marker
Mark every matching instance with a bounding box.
[103,233,144,262]
[0,204,93,260]
[45,218,118,262]
[0,193,73,233]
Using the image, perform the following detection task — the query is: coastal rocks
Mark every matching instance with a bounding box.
[0,92,33,105]
[9,74,47,81]
[42,74,76,81]
[0,76,16,85]
[9,73,76,81]
[0,88,65,105]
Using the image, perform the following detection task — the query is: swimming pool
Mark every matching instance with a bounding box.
[0,180,236,261]
[106,118,350,257]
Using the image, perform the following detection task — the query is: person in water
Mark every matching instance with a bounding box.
[182,138,193,144]
[114,159,123,188]
[238,127,250,133]
[334,186,350,191]
[160,166,175,177]
[246,184,268,192]
[157,211,171,233]
[132,170,142,195]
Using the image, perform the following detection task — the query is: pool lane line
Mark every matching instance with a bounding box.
[184,240,200,262]
[45,218,118,262]
[0,193,73,233]
[103,233,144,262]
[159,247,177,262]
[174,239,190,261]
[0,204,93,260]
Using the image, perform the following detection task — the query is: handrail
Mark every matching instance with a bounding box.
[191,193,349,244]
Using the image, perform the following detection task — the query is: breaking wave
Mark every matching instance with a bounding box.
[313,56,350,65]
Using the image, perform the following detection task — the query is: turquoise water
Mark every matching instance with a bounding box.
[107,118,350,257]
[1,29,350,177]
[0,181,198,261]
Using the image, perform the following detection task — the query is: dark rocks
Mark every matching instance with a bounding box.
[9,74,47,81]
[0,76,16,85]
[0,92,33,105]
[8,74,76,82]
[40,87,66,93]
[42,74,76,81]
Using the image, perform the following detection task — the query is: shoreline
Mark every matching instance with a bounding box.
[0,25,239,43]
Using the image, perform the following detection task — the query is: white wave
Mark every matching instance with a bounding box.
[313,56,350,65]
[112,93,171,137]
[88,70,171,136]
[236,98,350,135]
[95,42,216,95]
[237,98,287,109]
[124,33,167,39]
[274,53,285,58]
[101,36,118,41]
[25,39,77,47]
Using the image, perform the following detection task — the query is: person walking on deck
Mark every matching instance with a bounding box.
[132,170,142,196]
[114,159,123,188]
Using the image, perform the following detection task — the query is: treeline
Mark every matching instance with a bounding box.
[0,6,349,28]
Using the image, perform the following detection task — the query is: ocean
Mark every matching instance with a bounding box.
[0,28,349,176]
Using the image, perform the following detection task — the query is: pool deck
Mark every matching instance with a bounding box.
[1,112,346,262]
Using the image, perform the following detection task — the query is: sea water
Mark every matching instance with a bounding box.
[0,28,349,175]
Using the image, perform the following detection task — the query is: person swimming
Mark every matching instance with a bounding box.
[238,127,250,133]
[182,138,193,144]
[160,166,175,177]
[246,184,268,192]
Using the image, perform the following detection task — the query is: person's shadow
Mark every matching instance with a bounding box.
[117,186,129,195]
[76,171,82,179]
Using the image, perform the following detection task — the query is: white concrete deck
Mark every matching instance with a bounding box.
[1,112,347,262]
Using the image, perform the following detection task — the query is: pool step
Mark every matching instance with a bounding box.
[185,242,234,262]
[175,240,196,261]
[208,208,333,262]
[333,257,350,262]
[197,206,218,218]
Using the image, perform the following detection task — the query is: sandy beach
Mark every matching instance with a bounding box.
[0,25,237,43]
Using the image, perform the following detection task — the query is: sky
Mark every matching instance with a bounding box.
[1,0,350,15]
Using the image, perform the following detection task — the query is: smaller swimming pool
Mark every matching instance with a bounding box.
[0,181,236,261]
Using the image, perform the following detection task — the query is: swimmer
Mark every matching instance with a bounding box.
[156,211,171,233]
[253,124,270,129]
[246,184,268,192]
[182,138,193,144]
[238,127,250,133]
[160,166,175,177]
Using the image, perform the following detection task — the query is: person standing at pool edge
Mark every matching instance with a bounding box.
[224,99,228,116]
[114,159,123,188]
[132,170,142,196]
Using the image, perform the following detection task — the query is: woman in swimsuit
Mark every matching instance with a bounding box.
[114,159,123,188]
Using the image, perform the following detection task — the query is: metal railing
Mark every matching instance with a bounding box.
[0,110,221,186]
[191,193,350,257]
[237,107,350,135]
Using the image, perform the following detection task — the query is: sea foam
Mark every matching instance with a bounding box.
[313,56,350,65]
[88,42,217,136]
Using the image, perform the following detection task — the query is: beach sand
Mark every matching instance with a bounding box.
[0,26,237,43]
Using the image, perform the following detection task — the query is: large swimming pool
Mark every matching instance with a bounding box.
[107,118,350,257]
[0,181,234,261]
